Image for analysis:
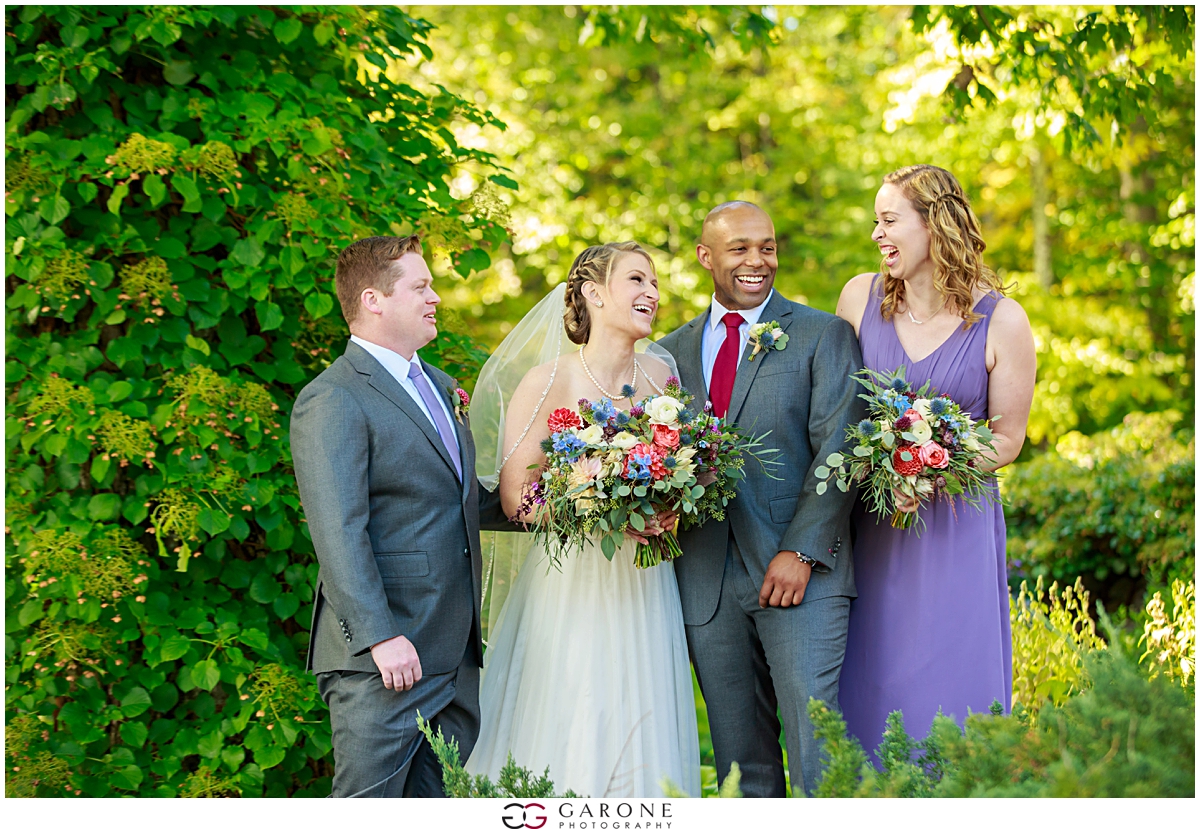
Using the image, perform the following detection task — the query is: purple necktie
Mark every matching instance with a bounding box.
[407,360,462,480]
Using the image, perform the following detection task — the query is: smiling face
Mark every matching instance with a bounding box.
[360,252,440,358]
[697,205,777,310]
[588,252,659,340]
[872,183,932,283]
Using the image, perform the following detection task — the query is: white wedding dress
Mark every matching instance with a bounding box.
[465,534,701,797]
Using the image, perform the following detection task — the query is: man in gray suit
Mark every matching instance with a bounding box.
[659,202,865,797]
[291,235,506,797]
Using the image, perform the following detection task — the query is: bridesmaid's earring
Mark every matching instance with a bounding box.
[594,301,604,308]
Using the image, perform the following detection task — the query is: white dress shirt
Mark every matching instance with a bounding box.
[700,290,775,390]
[349,335,459,453]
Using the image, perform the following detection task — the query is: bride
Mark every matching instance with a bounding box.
[465,242,701,797]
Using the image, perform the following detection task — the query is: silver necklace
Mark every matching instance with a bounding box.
[907,301,945,325]
[579,345,638,399]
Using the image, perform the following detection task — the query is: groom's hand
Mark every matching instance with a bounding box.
[370,635,422,691]
[759,552,813,608]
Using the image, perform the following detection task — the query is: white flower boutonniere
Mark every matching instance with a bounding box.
[747,321,788,361]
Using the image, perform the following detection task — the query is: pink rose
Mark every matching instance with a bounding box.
[903,408,924,422]
[919,441,950,469]
[651,424,680,450]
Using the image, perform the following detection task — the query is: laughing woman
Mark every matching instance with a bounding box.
[833,165,1036,755]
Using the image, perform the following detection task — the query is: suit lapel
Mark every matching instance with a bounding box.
[676,313,710,410]
[726,293,794,423]
[428,369,473,503]
[345,343,462,481]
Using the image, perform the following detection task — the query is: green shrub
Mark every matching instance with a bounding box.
[812,607,1196,797]
[5,6,505,797]
[1004,411,1195,609]
[1139,579,1196,687]
[1010,577,1106,714]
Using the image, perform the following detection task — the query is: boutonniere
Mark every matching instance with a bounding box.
[747,321,788,361]
[452,387,470,423]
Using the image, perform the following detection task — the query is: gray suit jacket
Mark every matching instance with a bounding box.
[659,291,866,626]
[291,340,501,676]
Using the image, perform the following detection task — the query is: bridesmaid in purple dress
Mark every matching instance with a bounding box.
[834,165,1037,756]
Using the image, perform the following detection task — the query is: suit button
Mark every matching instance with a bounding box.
[463,547,470,558]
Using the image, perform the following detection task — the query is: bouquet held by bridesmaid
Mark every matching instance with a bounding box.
[815,366,1000,530]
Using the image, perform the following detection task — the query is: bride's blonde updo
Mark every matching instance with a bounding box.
[562,241,655,345]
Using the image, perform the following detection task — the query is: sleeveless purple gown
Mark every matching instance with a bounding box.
[839,278,1012,756]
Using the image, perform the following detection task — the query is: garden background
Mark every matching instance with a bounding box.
[4,5,1194,798]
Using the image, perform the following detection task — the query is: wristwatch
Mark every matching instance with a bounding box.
[794,551,818,568]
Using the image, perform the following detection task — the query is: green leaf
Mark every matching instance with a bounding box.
[198,728,223,758]
[273,592,300,620]
[313,20,335,45]
[18,600,45,626]
[191,659,221,691]
[186,334,211,356]
[107,182,129,215]
[120,720,149,748]
[256,300,284,331]
[825,452,845,466]
[629,511,645,531]
[303,291,333,319]
[600,533,617,561]
[111,764,144,791]
[88,493,122,521]
[249,572,282,604]
[490,173,520,190]
[106,379,133,402]
[121,686,152,718]
[197,507,231,534]
[835,478,849,493]
[142,174,168,207]
[281,244,306,277]
[163,59,196,86]
[274,17,304,44]
[231,238,265,267]
[40,192,70,225]
[816,480,828,495]
[173,175,202,211]
[159,634,192,661]
[815,465,830,480]
[255,745,286,770]
[90,455,112,483]
[853,444,873,457]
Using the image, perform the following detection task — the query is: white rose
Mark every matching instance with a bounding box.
[644,395,685,425]
[577,424,604,445]
[909,419,933,444]
[610,432,639,450]
[913,398,932,419]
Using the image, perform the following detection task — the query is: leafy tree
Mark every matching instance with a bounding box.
[5,5,506,797]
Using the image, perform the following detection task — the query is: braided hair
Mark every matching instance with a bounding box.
[562,241,655,345]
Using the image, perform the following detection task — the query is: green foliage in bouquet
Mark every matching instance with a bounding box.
[1005,411,1195,609]
[5,6,505,797]
[1010,577,1106,715]
[811,601,1196,797]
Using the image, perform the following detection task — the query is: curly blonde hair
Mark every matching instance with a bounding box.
[878,165,1004,329]
[563,241,655,345]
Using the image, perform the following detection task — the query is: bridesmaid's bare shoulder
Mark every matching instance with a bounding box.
[836,272,877,336]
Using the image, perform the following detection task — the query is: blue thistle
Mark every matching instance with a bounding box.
[591,397,616,423]
[663,457,677,469]
[621,384,637,399]
[928,397,950,417]
[857,419,879,437]
[615,410,630,426]
[680,432,693,445]
[889,377,908,392]
[677,408,695,425]
[759,332,775,348]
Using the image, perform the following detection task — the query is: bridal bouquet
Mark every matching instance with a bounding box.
[814,367,1000,531]
[516,376,775,568]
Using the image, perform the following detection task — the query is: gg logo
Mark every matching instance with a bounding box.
[500,802,547,829]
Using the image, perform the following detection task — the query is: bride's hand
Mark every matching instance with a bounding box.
[625,509,678,545]
[892,488,920,513]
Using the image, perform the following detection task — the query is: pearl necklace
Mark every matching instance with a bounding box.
[579,345,638,400]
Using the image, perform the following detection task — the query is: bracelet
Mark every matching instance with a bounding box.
[795,551,818,567]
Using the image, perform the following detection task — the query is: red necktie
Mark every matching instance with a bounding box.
[709,312,744,418]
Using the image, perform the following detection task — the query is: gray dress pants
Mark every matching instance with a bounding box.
[686,537,850,797]
[317,636,480,797]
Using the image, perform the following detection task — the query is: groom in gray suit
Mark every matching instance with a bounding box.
[659,202,865,797]
[291,235,505,797]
